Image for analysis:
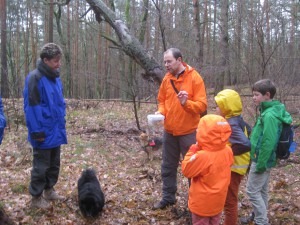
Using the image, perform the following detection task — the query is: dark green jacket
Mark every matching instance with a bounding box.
[250,100,292,173]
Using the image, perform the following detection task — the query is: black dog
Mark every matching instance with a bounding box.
[78,169,105,218]
[0,208,15,225]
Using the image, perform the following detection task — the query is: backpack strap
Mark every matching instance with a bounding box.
[170,80,179,94]
[169,79,207,117]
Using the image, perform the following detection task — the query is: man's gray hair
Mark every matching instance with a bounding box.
[40,43,62,60]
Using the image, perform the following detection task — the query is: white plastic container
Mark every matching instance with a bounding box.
[147,114,165,127]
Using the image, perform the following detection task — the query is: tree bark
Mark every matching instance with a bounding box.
[54,4,72,97]
[192,0,202,65]
[215,0,229,95]
[85,0,164,84]
[0,0,9,97]
[139,0,149,44]
[152,0,167,52]
[48,0,54,42]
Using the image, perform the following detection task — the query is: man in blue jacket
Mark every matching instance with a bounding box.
[23,43,67,209]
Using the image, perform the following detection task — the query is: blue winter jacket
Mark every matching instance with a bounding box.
[0,96,6,144]
[23,60,67,149]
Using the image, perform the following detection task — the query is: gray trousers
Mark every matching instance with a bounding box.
[161,131,196,204]
[246,162,270,225]
[29,146,61,197]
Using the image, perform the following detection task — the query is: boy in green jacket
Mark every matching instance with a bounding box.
[245,79,292,225]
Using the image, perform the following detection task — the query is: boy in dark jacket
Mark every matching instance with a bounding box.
[245,79,292,225]
[23,43,67,209]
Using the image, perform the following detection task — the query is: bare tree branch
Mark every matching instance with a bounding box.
[85,0,164,84]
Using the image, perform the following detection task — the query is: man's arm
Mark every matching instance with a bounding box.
[24,73,46,141]
[181,73,207,115]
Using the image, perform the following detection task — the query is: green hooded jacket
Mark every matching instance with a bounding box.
[250,100,292,173]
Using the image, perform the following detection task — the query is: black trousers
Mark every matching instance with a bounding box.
[29,146,61,197]
[161,131,196,204]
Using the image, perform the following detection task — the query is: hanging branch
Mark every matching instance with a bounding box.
[85,0,164,84]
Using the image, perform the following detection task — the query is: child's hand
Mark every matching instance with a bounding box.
[189,144,199,154]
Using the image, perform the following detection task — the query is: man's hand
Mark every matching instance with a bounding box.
[31,132,45,142]
[177,90,188,105]
[35,138,45,142]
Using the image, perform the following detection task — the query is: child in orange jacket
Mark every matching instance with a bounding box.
[182,114,234,225]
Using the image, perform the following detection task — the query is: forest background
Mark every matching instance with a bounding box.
[0,0,299,100]
[0,0,300,225]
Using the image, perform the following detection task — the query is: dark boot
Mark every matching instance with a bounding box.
[31,196,51,209]
[240,211,255,224]
[152,200,175,210]
[43,188,64,200]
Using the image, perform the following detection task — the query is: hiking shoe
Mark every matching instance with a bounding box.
[43,188,64,200]
[31,196,51,209]
[240,211,255,224]
[152,200,175,210]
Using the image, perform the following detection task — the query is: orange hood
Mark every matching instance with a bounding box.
[182,114,233,216]
[196,114,232,151]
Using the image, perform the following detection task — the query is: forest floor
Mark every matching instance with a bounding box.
[0,95,300,225]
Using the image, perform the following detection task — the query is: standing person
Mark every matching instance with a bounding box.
[244,79,292,225]
[0,96,6,144]
[214,89,251,225]
[181,114,234,225]
[153,48,207,210]
[23,43,67,209]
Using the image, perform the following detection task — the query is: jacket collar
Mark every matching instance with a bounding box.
[259,100,279,112]
[37,59,60,80]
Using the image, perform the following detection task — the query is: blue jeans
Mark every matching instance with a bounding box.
[246,162,270,225]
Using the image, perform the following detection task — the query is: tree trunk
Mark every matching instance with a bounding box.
[97,22,102,98]
[215,0,229,95]
[192,0,202,65]
[54,4,72,97]
[0,0,9,97]
[85,0,164,84]
[247,0,255,82]
[212,0,217,63]
[201,1,207,66]
[234,0,243,84]
[139,0,149,45]
[152,0,167,52]
[48,0,54,42]
[73,0,79,98]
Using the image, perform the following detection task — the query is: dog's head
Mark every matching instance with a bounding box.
[139,132,149,146]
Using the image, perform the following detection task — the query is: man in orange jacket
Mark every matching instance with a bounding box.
[153,48,207,210]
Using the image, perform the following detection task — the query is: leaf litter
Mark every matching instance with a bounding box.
[0,97,299,225]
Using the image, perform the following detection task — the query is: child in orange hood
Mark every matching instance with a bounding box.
[182,114,234,225]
